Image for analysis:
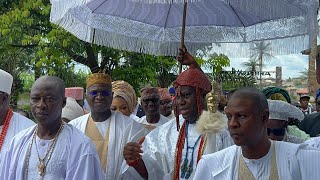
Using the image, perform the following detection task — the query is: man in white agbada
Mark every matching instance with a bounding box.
[158,88,175,120]
[0,69,34,161]
[135,87,169,128]
[0,76,104,180]
[69,73,144,180]
[267,100,305,143]
[122,48,233,180]
[194,87,320,180]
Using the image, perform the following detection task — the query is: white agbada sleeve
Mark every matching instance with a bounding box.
[65,152,105,180]
[121,116,234,180]
[295,144,320,180]
[193,157,212,180]
[0,112,35,160]
[304,137,320,149]
[194,141,320,180]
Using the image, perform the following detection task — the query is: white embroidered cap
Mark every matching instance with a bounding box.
[0,69,13,95]
[62,97,84,121]
[268,99,304,121]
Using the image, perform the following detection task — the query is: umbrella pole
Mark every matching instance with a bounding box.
[179,0,187,74]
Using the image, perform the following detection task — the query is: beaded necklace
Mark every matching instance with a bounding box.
[180,122,201,179]
[173,121,207,180]
[0,109,13,151]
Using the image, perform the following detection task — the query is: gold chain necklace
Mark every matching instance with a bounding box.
[25,122,64,180]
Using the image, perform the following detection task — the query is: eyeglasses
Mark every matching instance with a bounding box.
[267,127,286,136]
[142,98,159,104]
[87,90,111,97]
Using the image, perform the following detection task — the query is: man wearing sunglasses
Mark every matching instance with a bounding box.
[69,73,143,180]
[267,100,305,143]
[158,88,175,120]
[135,87,169,128]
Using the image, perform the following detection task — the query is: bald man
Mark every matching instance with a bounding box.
[1,76,104,179]
[194,87,320,180]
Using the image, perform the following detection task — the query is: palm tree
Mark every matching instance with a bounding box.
[299,68,308,81]
[250,41,274,89]
[241,59,259,74]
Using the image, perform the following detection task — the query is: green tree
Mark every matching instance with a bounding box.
[211,68,256,91]
[250,41,274,89]
[299,68,308,82]
[0,0,178,94]
[112,52,177,93]
[241,59,259,74]
[0,46,32,108]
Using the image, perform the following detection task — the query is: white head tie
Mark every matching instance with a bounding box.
[268,100,304,121]
[0,69,13,95]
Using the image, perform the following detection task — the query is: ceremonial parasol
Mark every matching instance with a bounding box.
[50,0,319,71]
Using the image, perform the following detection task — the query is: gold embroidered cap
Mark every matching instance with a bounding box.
[86,73,112,88]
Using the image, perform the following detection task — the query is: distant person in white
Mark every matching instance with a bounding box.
[136,87,169,128]
[267,100,305,143]
[194,87,320,180]
[158,88,175,120]
[0,69,34,161]
[0,75,104,180]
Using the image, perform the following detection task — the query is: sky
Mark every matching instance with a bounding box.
[227,54,309,80]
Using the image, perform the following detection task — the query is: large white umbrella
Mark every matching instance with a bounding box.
[50,0,318,57]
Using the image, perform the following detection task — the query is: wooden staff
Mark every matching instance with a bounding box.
[179,0,187,74]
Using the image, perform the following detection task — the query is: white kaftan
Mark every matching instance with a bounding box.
[194,141,320,180]
[121,115,234,180]
[0,124,104,180]
[166,112,175,121]
[136,115,169,127]
[305,137,320,149]
[0,112,35,160]
[69,111,144,180]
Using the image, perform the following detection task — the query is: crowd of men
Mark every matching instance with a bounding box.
[0,48,320,180]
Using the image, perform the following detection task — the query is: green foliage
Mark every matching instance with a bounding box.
[0,0,179,98]
[112,52,177,94]
[294,80,303,87]
[20,72,34,91]
[195,45,230,75]
[241,59,259,72]
[210,68,256,91]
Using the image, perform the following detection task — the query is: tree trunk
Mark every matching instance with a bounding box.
[316,52,320,84]
[259,54,263,89]
[309,35,318,96]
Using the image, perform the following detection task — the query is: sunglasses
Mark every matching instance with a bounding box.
[160,100,172,106]
[267,128,286,136]
[142,98,159,104]
[87,90,111,97]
